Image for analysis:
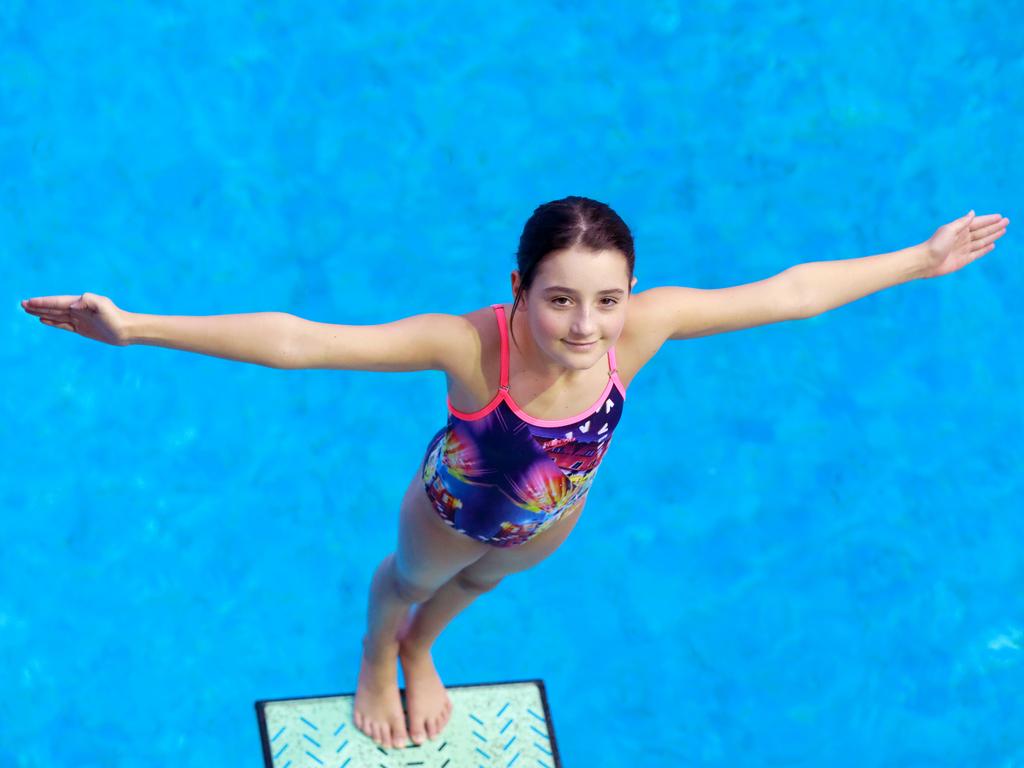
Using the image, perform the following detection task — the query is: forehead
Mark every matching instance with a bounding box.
[535,248,629,285]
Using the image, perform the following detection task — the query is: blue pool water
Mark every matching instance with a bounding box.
[3,2,1022,765]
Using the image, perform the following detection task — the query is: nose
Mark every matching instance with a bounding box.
[570,308,596,337]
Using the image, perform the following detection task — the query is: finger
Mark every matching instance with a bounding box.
[968,213,1004,228]
[22,295,82,310]
[39,317,73,331]
[22,302,68,314]
[23,305,71,321]
[973,229,1004,248]
[971,219,1009,240]
[971,242,996,259]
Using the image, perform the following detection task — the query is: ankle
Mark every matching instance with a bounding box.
[362,633,400,663]
[398,632,432,658]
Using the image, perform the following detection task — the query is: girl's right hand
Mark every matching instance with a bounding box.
[21,292,131,347]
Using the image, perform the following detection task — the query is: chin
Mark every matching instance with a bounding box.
[560,343,603,363]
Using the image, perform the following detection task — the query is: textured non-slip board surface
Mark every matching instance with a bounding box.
[256,678,562,767]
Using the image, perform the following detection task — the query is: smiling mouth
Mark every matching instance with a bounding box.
[565,340,598,346]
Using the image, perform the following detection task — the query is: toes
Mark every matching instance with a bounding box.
[353,712,413,750]
[390,725,409,749]
[424,718,436,739]
[409,720,427,744]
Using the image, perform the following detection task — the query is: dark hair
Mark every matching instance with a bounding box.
[510,195,635,349]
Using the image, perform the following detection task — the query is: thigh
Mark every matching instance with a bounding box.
[393,459,491,596]
[457,499,587,585]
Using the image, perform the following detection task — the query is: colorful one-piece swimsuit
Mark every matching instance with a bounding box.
[421,303,627,548]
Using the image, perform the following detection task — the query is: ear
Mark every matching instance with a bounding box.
[630,275,638,290]
[511,270,524,304]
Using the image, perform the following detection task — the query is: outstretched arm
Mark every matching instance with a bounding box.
[793,211,1010,317]
[624,211,1010,353]
[20,292,475,374]
[21,292,299,368]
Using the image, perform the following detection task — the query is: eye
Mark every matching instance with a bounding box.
[600,297,618,307]
[551,296,571,306]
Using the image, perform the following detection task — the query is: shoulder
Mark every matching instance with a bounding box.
[435,304,501,386]
[614,290,674,387]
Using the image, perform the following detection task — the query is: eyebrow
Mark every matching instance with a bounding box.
[542,286,626,296]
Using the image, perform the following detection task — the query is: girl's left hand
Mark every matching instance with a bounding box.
[920,210,1010,279]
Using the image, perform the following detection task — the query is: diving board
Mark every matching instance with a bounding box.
[255,678,563,767]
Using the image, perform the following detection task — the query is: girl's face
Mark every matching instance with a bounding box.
[512,247,637,371]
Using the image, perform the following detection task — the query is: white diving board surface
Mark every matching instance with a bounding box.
[255,678,563,767]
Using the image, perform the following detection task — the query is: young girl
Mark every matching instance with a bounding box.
[21,196,1008,752]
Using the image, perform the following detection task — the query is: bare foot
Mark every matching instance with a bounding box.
[398,638,453,745]
[352,635,410,750]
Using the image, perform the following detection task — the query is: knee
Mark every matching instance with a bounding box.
[454,570,503,593]
[388,557,438,603]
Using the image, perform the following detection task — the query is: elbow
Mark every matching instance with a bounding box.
[274,346,307,370]
[786,268,816,320]
[794,295,816,320]
[273,313,307,369]
[798,291,821,319]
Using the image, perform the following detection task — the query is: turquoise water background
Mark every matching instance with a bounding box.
[4,1,1022,765]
